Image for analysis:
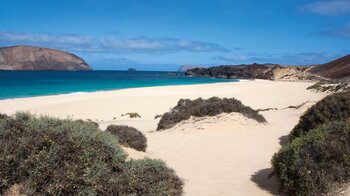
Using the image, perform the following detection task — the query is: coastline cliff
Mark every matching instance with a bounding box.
[0,45,92,71]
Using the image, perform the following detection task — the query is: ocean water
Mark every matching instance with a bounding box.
[0,71,238,100]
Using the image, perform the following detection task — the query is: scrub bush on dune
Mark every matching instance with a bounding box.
[0,112,128,195]
[157,97,266,130]
[272,120,350,196]
[126,158,183,195]
[290,91,350,141]
[106,125,147,152]
[0,112,183,196]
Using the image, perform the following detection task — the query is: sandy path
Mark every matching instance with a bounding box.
[0,80,326,195]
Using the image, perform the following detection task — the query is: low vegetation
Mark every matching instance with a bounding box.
[0,112,182,195]
[121,112,141,118]
[74,118,99,127]
[307,80,349,92]
[154,114,162,119]
[256,108,278,112]
[126,158,184,196]
[272,120,350,196]
[283,101,313,110]
[157,97,266,130]
[186,63,277,79]
[0,113,7,119]
[106,125,147,152]
[272,91,350,195]
[290,91,350,140]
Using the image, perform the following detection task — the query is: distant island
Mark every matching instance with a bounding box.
[0,45,92,71]
[127,68,137,72]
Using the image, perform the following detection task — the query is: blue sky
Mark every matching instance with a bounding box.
[0,0,349,71]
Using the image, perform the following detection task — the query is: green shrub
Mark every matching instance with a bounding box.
[0,112,182,195]
[307,81,349,92]
[106,125,147,152]
[75,118,99,128]
[0,113,8,120]
[272,120,350,195]
[157,97,266,130]
[0,112,128,195]
[290,91,350,140]
[126,158,183,195]
[306,82,323,90]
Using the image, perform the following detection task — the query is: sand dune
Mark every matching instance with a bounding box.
[0,80,326,195]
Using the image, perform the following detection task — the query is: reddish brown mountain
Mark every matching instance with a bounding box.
[0,45,92,71]
[308,54,350,79]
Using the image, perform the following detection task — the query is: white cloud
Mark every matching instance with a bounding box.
[318,21,350,38]
[213,52,338,65]
[300,0,350,15]
[213,55,248,62]
[0,31,229,54]
[0,32,95,49]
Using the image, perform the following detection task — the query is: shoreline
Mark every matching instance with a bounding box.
[0,80,242,101]
[0,79,241,101]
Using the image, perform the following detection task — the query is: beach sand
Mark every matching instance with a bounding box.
[0,80,327,195]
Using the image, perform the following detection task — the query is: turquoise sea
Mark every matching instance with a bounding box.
[0,71,238,100]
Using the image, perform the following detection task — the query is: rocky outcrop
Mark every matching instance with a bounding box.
[186,63,286,80]
[185,63,327,81]
[0,45,92,71]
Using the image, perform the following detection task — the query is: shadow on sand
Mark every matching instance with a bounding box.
[250,168,286,196]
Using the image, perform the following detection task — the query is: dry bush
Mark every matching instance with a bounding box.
[106,125,147,152]
[157,97,266,130]
[272,120,350,196]
[290,91,350,140]
[126,158,183,195]
[121,113,141,118]
[0,112,182,195]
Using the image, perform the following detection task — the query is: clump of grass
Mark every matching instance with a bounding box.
[307,81,349,92]
[283,101,313,110]
[306,81,324,90]
[121,112,141,118]
[106,125,147,152]
[272,120,350,196]
[290,91,350,140]
[157,97,266,130]
[256,108,278,112]
[0,112,183,195]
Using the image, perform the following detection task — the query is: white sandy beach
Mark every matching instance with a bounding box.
[0,80,327,195]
